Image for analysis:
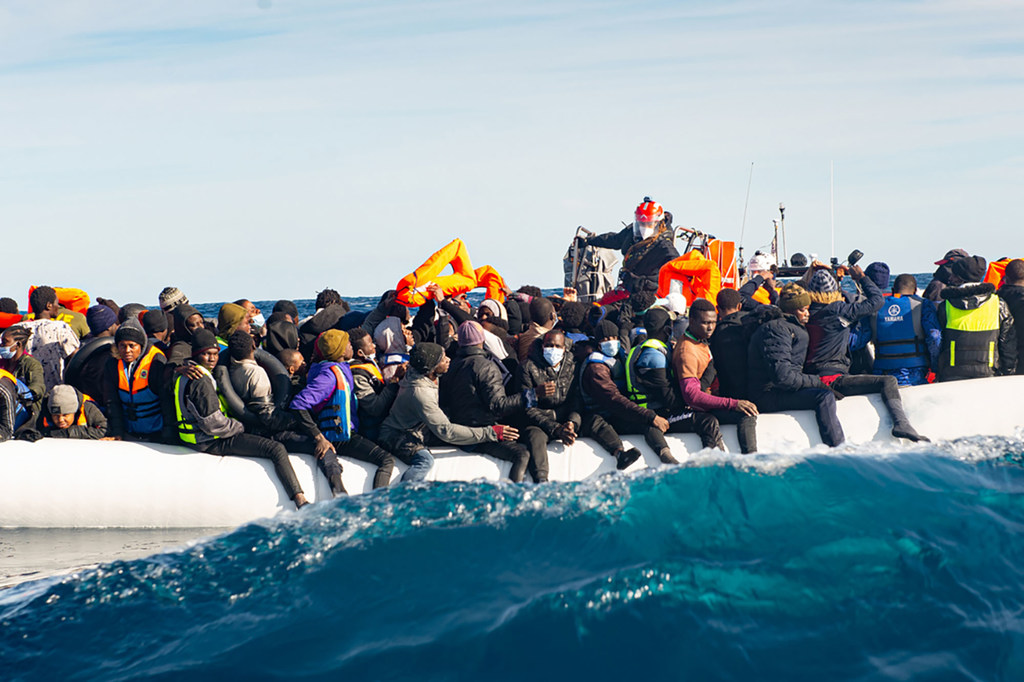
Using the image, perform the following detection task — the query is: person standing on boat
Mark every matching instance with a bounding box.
[803,266,928,442]
[937,256,1017,381]
[674,299,760,453]
[996,259,1024,375]
[289,330,396,492]
[174,329,308,509]
[439,321,535,482]
[581,197,679,295]
[104,319,169,443]
[747,284,846,447]
[869,273,941,387]
[519,329,642,472]
[13,286,80,391]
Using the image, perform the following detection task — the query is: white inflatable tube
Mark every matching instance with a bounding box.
[0,376,1020,528]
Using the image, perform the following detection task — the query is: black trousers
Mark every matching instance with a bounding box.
[277,431,395,491]
[522,413,627,481]
[609,411,721,459]
[203,432,304,500]
[708,409,758,454]
[753,388,844,447]
[472,440,530,483]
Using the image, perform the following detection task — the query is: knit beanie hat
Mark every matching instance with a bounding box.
[594,319,620,340]
[316,329,350,362]
[458,320,486,347]
[114,318,147,348]
[48,384,79,415]
[778,283,811,313]
[410,342,445,374]
[86,304,118,336]
[217,303,247,337]
[142,310,168,335]
[191,329,219,355]
[158,287,189,312]
[952,255,987,284]
[807,269,840,294]
[479,299,508,322]
[643,307,673,334]
[864,262,890,290]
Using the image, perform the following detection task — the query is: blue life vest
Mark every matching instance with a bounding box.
[316,362,359,444]
[871,295,928,371]
[117,346,164,435]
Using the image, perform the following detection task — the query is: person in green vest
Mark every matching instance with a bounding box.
[936,256,1017,381]
[174,328,308,509]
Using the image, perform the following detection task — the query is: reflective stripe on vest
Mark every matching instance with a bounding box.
[0,369,27,428]
[624,338,669,408]
[317,364,355,443]
[173,365,228,446]
[871,295,928,370]
[944,295,1000,371]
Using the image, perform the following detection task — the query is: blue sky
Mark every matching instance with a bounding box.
[2,0,1022,305]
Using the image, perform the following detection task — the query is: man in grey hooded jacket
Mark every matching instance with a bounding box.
[379,342,519,482]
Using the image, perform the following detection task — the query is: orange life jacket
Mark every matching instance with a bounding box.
[27,286,90,315]
[985,258,1020,290]
[656,250,723,304]
[43,393,95,428]
[395,238,507,306]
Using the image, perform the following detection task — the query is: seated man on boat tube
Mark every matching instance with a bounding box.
[519,328,642,471]
[803,266,928,442]
[439,321,536,482]
[379,341,520,483]
[673,298,760,454]
[580,197,679,295]
[289,330,397,493]
[621,307,724,461]
[747,284,846,447]
[36,384,109,441]
[175,329,309,509]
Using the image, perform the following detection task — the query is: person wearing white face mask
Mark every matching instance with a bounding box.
[579,197,679,295]
[519,330,642,472]
[579,320,671,462]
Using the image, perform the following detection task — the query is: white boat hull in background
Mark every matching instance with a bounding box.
[1,376,1021,529]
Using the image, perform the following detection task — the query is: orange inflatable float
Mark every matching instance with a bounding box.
[395,239,507,307]
[27,286,90,315]
[656,250,722,304]
[0,312,23,330]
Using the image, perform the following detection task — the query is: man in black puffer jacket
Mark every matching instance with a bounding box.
[439,321,535,482]
[996,258,1024,375]
[938,256,1017,380]
[519,329,641,472]
[747,283,845,447]
[802,266,927,442]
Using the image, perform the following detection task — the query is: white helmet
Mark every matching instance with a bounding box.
[747,253,776,273]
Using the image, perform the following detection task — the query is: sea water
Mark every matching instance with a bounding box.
[4,442,1024,680]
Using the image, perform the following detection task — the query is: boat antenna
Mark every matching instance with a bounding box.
[771,219,779,265]
[738,162,754,268]
[830,161,835,261]
[778,202,788,266]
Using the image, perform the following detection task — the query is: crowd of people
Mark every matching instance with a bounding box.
[0,201,1020,508]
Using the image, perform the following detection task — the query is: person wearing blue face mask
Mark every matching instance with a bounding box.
[0,326,45,421]
[579,320,672,463]
[519,329,642,471]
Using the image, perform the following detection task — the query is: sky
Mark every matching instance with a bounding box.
[2,0,1022,305]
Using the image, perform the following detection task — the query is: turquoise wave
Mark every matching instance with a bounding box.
[4,440,1024,681]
